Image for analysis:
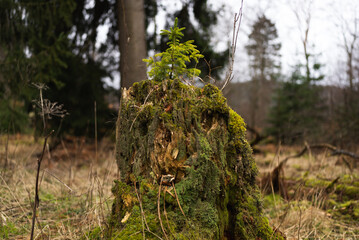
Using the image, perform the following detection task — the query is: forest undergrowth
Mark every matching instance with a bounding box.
[0,135,117,239]
[0,135,358,239]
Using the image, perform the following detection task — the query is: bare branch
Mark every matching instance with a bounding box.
[30,130,54,240]
[221,0,244,91]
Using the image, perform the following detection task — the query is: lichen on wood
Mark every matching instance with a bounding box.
[107,79,284,239]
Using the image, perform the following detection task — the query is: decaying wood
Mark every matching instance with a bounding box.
[111,79,285,239]
[246,125,269,149]
[261,143,359,198]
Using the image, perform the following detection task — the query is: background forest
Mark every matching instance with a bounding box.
[1,0,358,148]
[1,0,359,239]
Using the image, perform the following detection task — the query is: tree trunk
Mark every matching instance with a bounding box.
[117,0,147,89]
[107,79,285,239]
[0,46,9,97]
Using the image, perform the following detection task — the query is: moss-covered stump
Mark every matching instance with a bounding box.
[108,79,284,239]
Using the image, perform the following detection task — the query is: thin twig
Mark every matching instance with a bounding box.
[157,176,168,240]
[40,87,46,131]
[133,181,163,239]
[163,187,174,238]
[4,125,10,169]
[43,169,74,193]
[133,181,146,240]
[271,182,303,239]
[30,129,54,240]
[171,182,186,217]
[297,202,303,240]
[60,138,73,186]
[94,101,98,164]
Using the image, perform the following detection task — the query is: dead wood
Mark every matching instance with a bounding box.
[246,125,269,149]
[260,143,359,198]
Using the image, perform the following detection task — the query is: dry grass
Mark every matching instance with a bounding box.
[256,144,359,239]
[0,134,117,239]
[1,136,359,239]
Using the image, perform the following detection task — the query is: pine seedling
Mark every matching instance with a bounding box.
[143,18,203,81]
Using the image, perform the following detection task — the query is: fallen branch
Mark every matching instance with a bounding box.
[261,143,359,198]
[246,125,269,149]
[279,143,358,168]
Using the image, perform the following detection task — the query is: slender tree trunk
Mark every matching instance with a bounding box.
[249,77,259,129]
[0,46,11,99]
[117,0,147,89]
[0,46,5,86]
[303,28,311,82]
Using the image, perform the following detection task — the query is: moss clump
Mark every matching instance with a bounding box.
[304,178,359,200]
[300,176,359,224]
[327,199,359,222]
[83,227,102,240]
[110,79,284,239]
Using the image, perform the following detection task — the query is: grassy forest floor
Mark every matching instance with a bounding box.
[0,135,358,239]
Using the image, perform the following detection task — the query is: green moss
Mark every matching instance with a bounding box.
[327,199,359,221]
[336,184,359,199]
[200,84,229,114]
[109,180,137,229]
[0,222,25,239]
[262,194,283,209]
[83,227,102,240]
[305,178,331,188]
[40,192,56,202]
[304,178,359,199]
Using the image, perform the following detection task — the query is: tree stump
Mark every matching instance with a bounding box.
[107,79,284,239]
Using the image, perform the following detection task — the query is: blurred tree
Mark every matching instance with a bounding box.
[0,0,113,137]
[47,56,112,137]
[0,0,225,135]
[335,14,359,148]
[267,62,325,144]
[267,0,327,144]
[245,14,281,130]
[0,0,73,132]
[291,0,314,82]
[246,15,281,84]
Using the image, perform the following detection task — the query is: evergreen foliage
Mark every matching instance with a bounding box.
[246,14,281,82]
[143,18,203,81]
[156,1,229,80]
[267,62,325,144]
[335,86,359,147]
[245,14,281,129]
[0,0,113,136]
[46,56,113,137]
